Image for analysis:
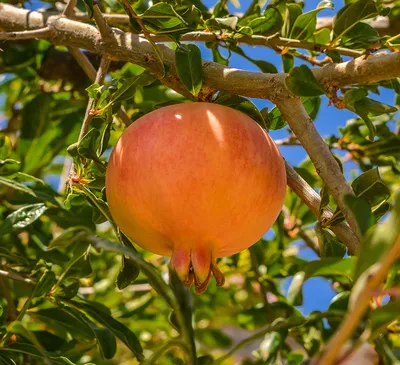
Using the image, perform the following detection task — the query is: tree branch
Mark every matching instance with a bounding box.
[68,47,97,81]
[78,56,111,143]
[1,4,400,101]
[62,0,77,17]
[0,27,50,40]
[279,100,361,241]
[315,233,400,365]
[0,269,35,286]
[285,161,360,255]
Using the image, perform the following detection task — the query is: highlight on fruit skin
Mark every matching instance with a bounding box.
[106,102,286,293]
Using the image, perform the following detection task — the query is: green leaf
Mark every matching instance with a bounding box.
[282,54,294,72]
[266,107,286,130]
[287,352,304,365]
[34,308,95,341]
[290,8,329,41]
[1,203,48,235]
[283,3,302,38]
[303,97,321,120]
[333,0,378,39]
[0,354,17,365]
[351,168,391,207]
[112,73,155,103]
[169,269,195,349]
[340,22,381,49]
[0,175,36,197]
[285,65,325,97]
[116,256,140,290]
[0,159,20,176]
[371,301,400,337]
[196,329,232,348]
[82,0,94,18]
[344,195,375,236]
[303,257,356,281]
[344,88,368,107]
[354,193,400,281]
[214,92,267,129]
[175,44,203,96]
[315,223,347,258]
[78,128,102,164]
[20,94,52,172]
[48,227,90,250]
[313,28,331,45]
[68,300,144,361]
[91,325,117,359]
[8,322,48,359]
[33,270,57,299]
[247,7,283,35]
[140,2,188,34]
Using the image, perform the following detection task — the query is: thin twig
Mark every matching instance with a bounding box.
[78,56,111,142]
[0,27,50,40]
[278,99,362,242]
[298,230,320,256]
[67,47,131,126]
[285,161,360,255]
[62,0,77,17]
[93,5,114,41]
[0,269,35,286]
[119,0,152,37]
[67,47,97,81]
[0,278,18,320]
[316,234,400,365]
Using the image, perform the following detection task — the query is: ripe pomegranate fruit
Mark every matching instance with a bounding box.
[106,102,286,293]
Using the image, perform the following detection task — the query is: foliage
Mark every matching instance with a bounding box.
[1,0,400,364]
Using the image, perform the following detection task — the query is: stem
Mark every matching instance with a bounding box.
[78,56,111,143]
[0,278,18,321]
[0,270,35,286]
[51,247,89,292]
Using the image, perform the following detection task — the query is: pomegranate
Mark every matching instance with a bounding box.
[106,102,286,293]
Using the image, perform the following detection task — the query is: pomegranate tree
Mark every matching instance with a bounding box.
[106,102,286,293]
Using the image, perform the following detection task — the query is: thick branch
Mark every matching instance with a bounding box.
[278,100,361,241]
[285,162,359,255]
[1,4,400,102]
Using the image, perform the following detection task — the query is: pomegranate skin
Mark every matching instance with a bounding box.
[106,102,286,292]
